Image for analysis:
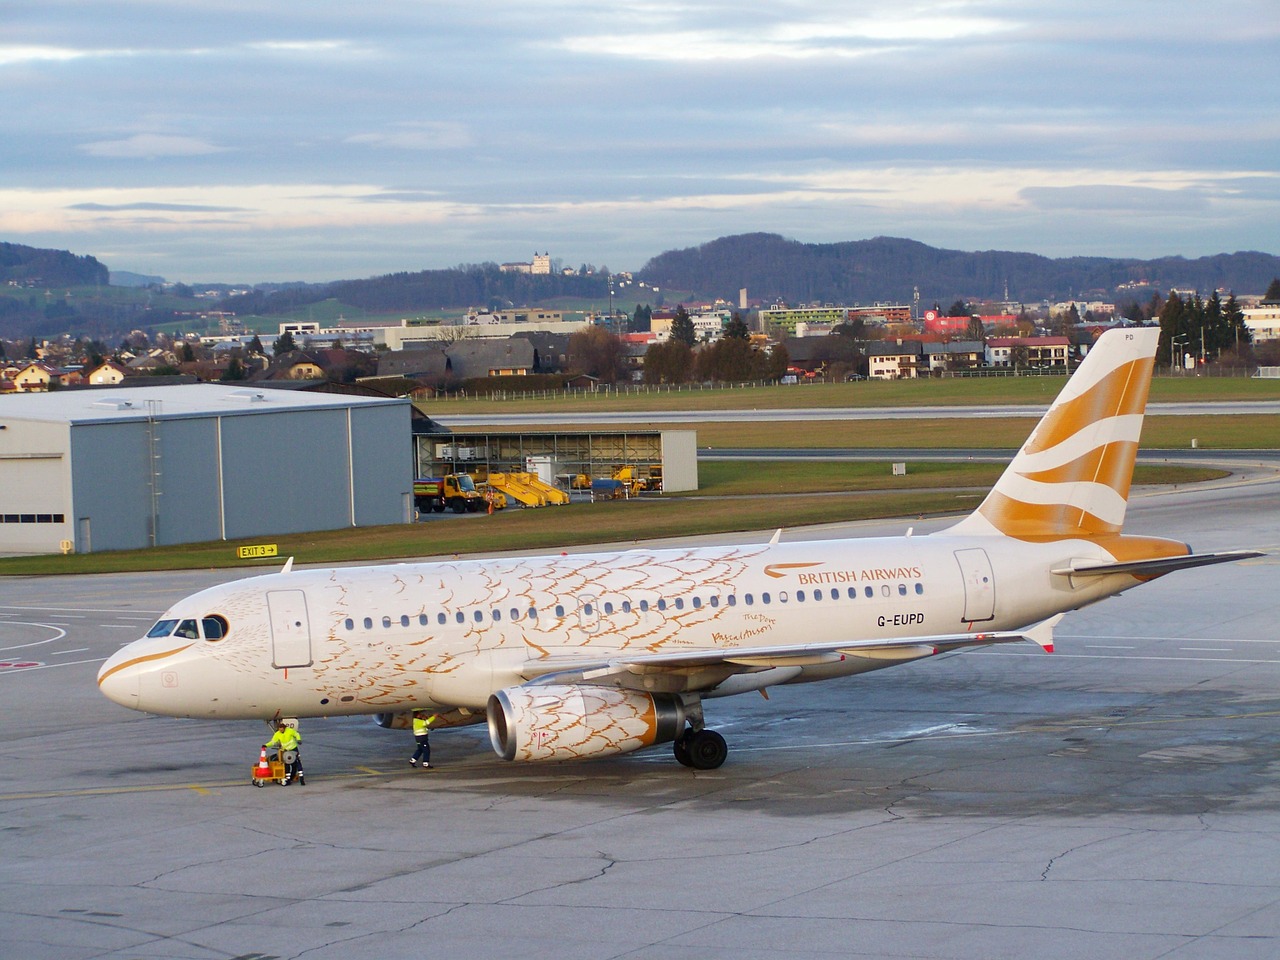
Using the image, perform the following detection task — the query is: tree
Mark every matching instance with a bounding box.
[965,315,985,342]
[631,304,652,333]
[642,340,694,384]
[833,317,866,339]
[567,325,626,383]
[1264,278,1280,302]
[220,357,247,381]
[1223,294,1252,352]
[724,313,750,340]
[694,337,755,381]
[946,300,968,317]
[273,330,296,356]
[181,342,195,363]
[669,305,696,347]
[248,334,264,355]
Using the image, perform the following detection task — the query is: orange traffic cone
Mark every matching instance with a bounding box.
[253,747,272,779]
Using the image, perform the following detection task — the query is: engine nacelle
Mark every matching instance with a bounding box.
[487,685,686,762]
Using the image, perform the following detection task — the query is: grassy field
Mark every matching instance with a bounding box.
[421,372,1280,415]
[0,461,1226,576]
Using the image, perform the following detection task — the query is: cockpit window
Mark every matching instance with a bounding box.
[173,619,199,640]
[202,616,228,641]
[146,619,179,638]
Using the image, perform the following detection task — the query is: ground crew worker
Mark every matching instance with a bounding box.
[409,710,436,768]
[264,719,304,785]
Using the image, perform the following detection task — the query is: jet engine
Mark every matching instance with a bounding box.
[487,685,686,762]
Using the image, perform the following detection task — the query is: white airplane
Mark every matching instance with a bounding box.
[98,328,1260,769]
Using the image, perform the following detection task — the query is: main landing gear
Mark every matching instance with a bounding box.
[672,727,728,769]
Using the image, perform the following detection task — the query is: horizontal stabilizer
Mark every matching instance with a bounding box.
[1051,549,1263,579]
[1023,614,1062,653]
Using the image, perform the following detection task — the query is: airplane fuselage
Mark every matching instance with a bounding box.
[97,531,1162,722]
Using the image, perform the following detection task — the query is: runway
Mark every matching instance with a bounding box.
[433,398,1280,427]
[2,471,1279,960]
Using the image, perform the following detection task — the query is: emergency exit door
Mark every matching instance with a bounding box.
[954,548,996,623]
[267,590,313,668]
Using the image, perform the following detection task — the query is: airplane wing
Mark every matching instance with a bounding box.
[517,616,1062,690]
[1051,549,1264,579]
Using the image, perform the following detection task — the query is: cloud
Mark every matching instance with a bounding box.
[68,201,248,213]
[345,123,474,151]
[79,134,226,159]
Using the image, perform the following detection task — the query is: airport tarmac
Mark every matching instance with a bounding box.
[2,468,1279,960]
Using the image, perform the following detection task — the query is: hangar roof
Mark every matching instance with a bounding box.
[0,383,407,425]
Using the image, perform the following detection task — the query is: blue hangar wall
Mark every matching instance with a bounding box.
[67,397,411,552]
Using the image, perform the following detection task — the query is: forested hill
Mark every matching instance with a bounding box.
[0,242,109,287]
[638,234,1280,304]
[222,263,610,316]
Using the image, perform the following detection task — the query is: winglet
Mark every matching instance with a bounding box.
[1023,614,1062,653]
[281,556,294,574]
[769,529,782,546]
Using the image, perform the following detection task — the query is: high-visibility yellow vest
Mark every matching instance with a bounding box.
[266,726,301,751]
[412,714,436,736]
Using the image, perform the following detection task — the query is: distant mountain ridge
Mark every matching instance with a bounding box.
[638,234,1280,305]
[0,242,108,287]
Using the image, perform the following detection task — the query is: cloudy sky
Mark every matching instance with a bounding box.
[4,1,1278,283]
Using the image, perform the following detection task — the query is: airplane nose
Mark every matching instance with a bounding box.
[97,649,141,709]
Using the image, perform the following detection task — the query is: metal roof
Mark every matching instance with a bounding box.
[0,383,407,425]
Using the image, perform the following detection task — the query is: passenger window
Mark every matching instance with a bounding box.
[510,608,520,621]
[745,594,753,606]
[343,618,354,631]
[692,597,701,609]
[555,605,565,617]
[363,617,373,629]
[881,585,891,597]
[382,616,392,629]
[674,598,684,610]
[493,609,501,621]
[915,583,924,595]
[622,601,632,613]
[437,613,447,625]
[146,619,178,638]
[864,586,874,598]
[604,602,613,615]
[762,592,771,604]
[799,590,807,602]
[639,599,649,612]
[727,595,737,607]
[418,614,428,626]
[400,615,411,627]
[455,611,465,624]
[657,599,667,611]
[710,596,719,608]
[584,603,593,616]
[473,610,483,622]
[898,584,907,596]
[528,606,538,620]
[830,589,839,600]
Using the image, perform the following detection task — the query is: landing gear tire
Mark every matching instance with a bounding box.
[673,730,694,767]
[675,729,727,770]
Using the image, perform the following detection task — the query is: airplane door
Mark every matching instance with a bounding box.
[578,594,601,635]
[954,548,996,623]
[267,590,313,668]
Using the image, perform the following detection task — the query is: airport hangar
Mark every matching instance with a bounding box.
[0,385,699,555]
[0,385,412,555]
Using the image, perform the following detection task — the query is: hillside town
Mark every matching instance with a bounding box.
[3,278,1279,396]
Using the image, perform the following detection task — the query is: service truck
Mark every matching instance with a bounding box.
[414,474,486,514]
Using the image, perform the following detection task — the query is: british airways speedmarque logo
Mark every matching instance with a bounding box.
[763,562,922,583]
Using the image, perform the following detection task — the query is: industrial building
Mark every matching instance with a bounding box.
[414,425,698,494]
[0,385,411,555]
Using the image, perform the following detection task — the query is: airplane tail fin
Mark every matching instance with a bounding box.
[943,327,1159,541]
